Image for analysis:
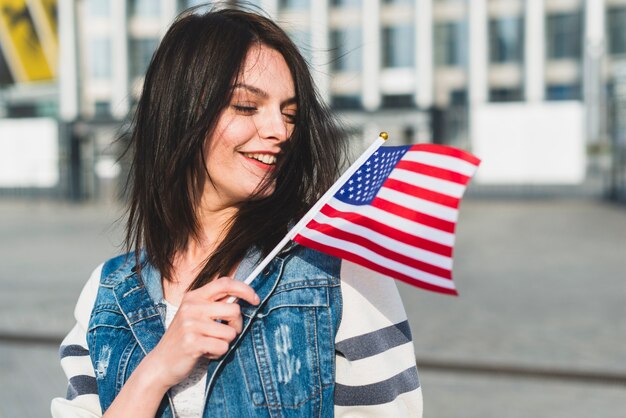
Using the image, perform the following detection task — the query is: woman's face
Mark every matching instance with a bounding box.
[203,44,296,209]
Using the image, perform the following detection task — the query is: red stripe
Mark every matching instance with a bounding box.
[370,198,456,233]
[305,219,453,279]
[396,160,471,185]
[320,204,453,257]
[382,178,460,209]
[410,144,482,166]
[293,235,458,296]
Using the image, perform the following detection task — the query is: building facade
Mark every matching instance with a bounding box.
[2,0,626,197]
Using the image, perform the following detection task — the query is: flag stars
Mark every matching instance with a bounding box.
[335,146,412,205]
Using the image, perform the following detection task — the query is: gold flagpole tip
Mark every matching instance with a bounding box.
[379,132,389,140]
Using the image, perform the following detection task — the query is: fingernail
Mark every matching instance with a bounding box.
[254,294,260,304]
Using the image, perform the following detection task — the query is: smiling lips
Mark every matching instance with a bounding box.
[242,152,277,169]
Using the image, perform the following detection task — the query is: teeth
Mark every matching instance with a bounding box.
[243,153,277,165]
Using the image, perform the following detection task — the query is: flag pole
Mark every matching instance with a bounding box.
[226,132,388,301]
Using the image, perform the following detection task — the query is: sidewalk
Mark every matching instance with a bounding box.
[1,197,625,417]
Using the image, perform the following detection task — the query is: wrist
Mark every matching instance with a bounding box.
[132,353,172,395]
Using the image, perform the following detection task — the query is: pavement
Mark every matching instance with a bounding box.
[0,197,625,417]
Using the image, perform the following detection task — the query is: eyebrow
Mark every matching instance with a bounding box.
[233,83,297,105]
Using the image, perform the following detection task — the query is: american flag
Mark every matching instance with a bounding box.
[293,143,480,295]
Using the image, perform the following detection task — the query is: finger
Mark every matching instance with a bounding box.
[199,304,243,334]
[229,315,243,334]
[196,336,230,360]
[199,320,239,343]
[194,276,260,306]
[202,301,241,321]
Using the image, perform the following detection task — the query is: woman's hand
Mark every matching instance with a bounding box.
[103,277,259,417]
[142,276,260,390]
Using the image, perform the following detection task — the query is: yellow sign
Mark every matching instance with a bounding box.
[29,0,58,70]
[0,0,56,82]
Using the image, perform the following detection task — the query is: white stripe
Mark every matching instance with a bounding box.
[337,262,409,339]
[404,150,479,177]
[389,168,466,198]
[312,211,452,270]
[378,187,459,222]
[299,227,455,290]
[51,395,102,417]
[327,199,455,247]
[60,355,97,378]
[335,342,417,386]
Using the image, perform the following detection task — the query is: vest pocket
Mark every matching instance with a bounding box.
[237,284,331,410]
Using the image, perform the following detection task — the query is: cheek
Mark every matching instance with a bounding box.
[207,119,255,159]
[219,119,258,150]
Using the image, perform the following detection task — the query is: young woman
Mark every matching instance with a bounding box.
[52,7,422,417]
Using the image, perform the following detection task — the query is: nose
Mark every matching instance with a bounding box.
[256,107,290,143]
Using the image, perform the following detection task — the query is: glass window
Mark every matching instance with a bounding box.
[7,104,37,118]
[90,37,111,79]
[450,89,467,106]
[489,87,522,102]
[434,21,466,67]
[94,101,111,117]
[608,8,626,55]
[331,28,362,71]
[489,17,524,64]
[86,0,110,17]
[37,101,57,117]
[546,84,580,101]
[129,0,161,17]
[383,0,413,4]
[331,95,362,109]
[279,0,309,10]
[130,37,159,78]
[546,12,582,60]
[383,25,414,68]
[381,94,414,108]
[331,0,361,6]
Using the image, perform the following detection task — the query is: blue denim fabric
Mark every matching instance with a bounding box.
[87,245,342,417]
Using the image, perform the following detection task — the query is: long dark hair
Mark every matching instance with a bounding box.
[124,7,347,289]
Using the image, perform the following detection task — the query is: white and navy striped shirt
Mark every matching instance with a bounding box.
[51,261,423,417]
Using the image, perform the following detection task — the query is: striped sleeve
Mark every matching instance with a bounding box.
[51,265,103,418]
[334,261,423,417]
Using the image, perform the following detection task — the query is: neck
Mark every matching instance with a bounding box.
[165,203,238,303]
[184,201,238,264]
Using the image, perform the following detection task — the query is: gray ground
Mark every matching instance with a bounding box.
[0,197,624,417]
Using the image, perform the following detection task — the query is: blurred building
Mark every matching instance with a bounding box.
[1,0,626,199]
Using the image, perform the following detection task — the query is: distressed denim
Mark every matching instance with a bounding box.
[87,245,342,417]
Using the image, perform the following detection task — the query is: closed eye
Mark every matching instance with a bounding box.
[283,112,296,124]
[232,105,257,115]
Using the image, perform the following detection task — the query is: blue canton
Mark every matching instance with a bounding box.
[335,145,410,205]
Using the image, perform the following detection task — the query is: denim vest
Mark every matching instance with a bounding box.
[87,244,342,417]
